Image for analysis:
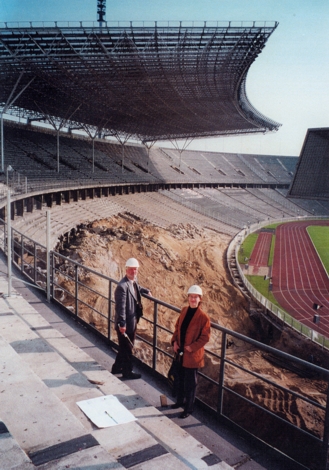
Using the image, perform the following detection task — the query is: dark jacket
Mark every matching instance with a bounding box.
[114,276,149,334]
[171,305,210,368]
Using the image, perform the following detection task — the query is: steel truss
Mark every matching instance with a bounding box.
[0,21,281,142]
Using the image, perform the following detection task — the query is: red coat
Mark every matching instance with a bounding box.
[171,306,210,368]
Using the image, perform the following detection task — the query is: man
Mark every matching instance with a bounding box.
[111,258,151,379]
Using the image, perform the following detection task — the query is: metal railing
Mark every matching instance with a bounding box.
[1,217,329,469]
[0,21,279,30]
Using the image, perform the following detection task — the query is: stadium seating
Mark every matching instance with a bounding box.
[2,121,326,237]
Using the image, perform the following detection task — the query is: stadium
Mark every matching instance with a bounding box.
[1,2,329,469]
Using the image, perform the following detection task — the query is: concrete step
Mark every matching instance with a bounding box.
[0,422,34,470]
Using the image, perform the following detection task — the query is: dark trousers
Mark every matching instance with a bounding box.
[113,329,136,375]
[176,365,198,414]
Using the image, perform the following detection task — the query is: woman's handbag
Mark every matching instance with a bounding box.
[167,352,183,397]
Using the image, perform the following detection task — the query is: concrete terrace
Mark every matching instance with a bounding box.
[0,253,301,470]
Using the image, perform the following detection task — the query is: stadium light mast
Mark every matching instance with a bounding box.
[97,0,106,26]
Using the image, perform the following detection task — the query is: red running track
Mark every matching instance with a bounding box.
[249,232,272,267]
[272,221,329,336]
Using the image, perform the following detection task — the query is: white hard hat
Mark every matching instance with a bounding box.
[125,258,140,268]
[187,285,202,296]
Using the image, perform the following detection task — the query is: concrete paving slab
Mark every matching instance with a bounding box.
[0,433,34,470]
[114,392,154,414]
[129,452,190,470]
[84,368,122,384]
[0,307,102,419]
[0,337,87,452]
[136,413,228,469]
[104,397,233,469]
[44,335,105,366]
[87,369,141,396]
[0,313,36,343]
[1,296,37,316]
[16,311,57,330]
[95,421,157,459]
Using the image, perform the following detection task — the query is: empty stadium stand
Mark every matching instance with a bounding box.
[1,121,299,190]
[289,128,329,199]
[2,121,327,245]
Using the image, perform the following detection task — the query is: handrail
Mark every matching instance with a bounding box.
[0,21,279,30]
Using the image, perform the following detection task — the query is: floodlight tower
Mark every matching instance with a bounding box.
[97,0,106,26]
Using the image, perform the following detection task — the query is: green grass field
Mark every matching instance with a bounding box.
[245,275,283,308]
[238,232,258,264]
[307,225,329,274]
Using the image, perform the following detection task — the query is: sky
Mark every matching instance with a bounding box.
[1,0,329,157]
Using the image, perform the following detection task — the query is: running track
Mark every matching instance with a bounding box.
[249,232,272,267]
[272,221,329,336]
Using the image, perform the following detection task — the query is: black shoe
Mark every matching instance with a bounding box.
[179,412,190,419]
[122,371,141,380]
[111,365,122,374]
[171,403,184,409]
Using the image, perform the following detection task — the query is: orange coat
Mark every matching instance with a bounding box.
[171,306,210,368]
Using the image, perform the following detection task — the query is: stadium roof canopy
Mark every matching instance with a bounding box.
[0,21,281,142]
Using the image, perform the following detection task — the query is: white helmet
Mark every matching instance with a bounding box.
[125,258,140,268]
[187,285,202,296]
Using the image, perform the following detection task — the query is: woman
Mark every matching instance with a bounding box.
[171,285,211,419]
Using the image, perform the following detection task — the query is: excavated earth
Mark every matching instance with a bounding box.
[56,213,329,469]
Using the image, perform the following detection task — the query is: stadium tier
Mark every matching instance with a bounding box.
[288,128,329,200]
[1,121,296,190]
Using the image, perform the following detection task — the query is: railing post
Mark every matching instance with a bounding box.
[217,330,227,416]
[46,210,50,302]
[321,384,329,469]
[1,218,5,252]
[108,280,113,341]
[152,301,158,370]
[50,252,54,300]
[20,233,24,272]
[75,264,79,316]
[7,190,12,297]
[33,243,37,284]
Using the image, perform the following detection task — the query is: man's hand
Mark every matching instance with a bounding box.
[119,326,126,334]
[173,341,179,353]
[185,345,192,353]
